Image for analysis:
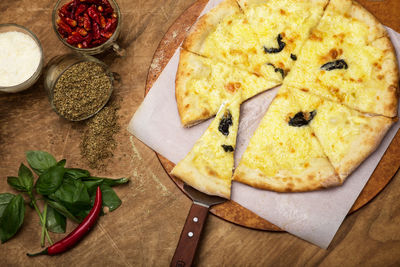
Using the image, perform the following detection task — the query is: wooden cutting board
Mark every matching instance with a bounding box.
[145,0,400,231]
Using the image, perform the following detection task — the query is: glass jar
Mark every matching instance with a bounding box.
[52,0,124,56]
[0,24,44,93]
[44,53,114,121]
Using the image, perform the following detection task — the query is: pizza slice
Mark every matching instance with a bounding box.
[176,49,279,127]
[182,0,282,81]
[283,0,398,117]
[237,0,329,78]
[233,86,340,192]
[170,91,242,198]
[291,87,395,181]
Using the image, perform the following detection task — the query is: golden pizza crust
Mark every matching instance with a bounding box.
[182,0,240,55]
[370,36,399,117]
[336,115,395,180]
[171,160,231,199]
[350,1,388,43]
[175,49,214,127]
[233,160,341,192]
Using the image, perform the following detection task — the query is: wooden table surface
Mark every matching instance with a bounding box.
[0,0,399,266]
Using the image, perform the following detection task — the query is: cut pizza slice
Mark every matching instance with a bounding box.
[176,49,279,127]
[237,0,329,78]
[291,87,395,181]
[182,0,282,81]
[284,0,398,117]
[170,91,242,199]
[233,86,340,192]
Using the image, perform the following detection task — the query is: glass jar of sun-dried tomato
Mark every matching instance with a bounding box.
[52,0,124,56]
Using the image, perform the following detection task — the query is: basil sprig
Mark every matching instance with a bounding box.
[0,150,129,245]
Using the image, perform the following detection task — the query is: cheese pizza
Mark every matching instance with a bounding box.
[173,0,399,194]
[171,91,241,198]
[232,87,340,192]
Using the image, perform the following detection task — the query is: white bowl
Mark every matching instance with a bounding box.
[0,24,44,93]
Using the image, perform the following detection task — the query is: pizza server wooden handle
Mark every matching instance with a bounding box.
[170,202,209,267]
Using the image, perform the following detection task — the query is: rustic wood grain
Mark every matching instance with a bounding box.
[0,0,399,266]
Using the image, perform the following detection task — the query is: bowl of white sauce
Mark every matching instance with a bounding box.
[0,24,43,93]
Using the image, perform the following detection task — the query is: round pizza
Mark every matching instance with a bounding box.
[172,0,399,196]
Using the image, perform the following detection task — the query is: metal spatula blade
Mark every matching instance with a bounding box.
[170,184,227,267]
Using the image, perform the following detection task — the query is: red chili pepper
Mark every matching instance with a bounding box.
[102,0,113,14]
[59,2,73,17]
[100,15,106,28]
[103,18,112,32]
[87,5,101,25]
[27,187,102,257]
[57,19,73,34]
[65,17,77,27]
[100,30,112,39]
[83,13,92,31]
[75,4,87,17]
[92,22,101,39]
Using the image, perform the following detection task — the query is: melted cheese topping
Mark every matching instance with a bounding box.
[200,9,282,81]
[284,5,392,116]
[241,0,328,73]
[292,88,364,165]
[189,92,241,180]
[179,52,278,125]
[238,88,328,177]
[291,87,392,176]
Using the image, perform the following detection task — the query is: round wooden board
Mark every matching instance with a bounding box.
[145,0,400,231]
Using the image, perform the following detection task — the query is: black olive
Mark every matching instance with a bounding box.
[290,54,297,61]
[263,34,286,54]
[218,110,232,136]
[221,145,234,152]
[320,59,348,71]
[266,63,285,78]
[288,110,316,127]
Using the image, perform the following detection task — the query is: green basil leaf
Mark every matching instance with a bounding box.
[47,200,80,223]
[26,151,57,175]
[49,178,91,216]
[64,168,90,180]
[83,177,129,187]
[0,193,15,218]
[35,165,65,195]
[18,163,34,192]
[46,206,66,233]
[0,195,25,243]
[57,159,66,167]
[7,177,27,192]
[83,179,104,195]
[100,185,121,212]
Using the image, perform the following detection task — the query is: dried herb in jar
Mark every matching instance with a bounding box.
[53,61,112,121]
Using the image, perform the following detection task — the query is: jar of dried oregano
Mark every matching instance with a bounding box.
[44,53,114,121]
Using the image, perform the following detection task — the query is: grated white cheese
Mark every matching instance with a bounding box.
[0,31,41,87]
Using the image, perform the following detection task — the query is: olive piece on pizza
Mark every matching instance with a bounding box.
[218,110,233,136]
[263,33,286,54]
[320,59,348,71]
[288,110,316,127]
[221,145,234,152]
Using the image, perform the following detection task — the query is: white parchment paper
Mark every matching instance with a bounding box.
[128,0,400,248]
